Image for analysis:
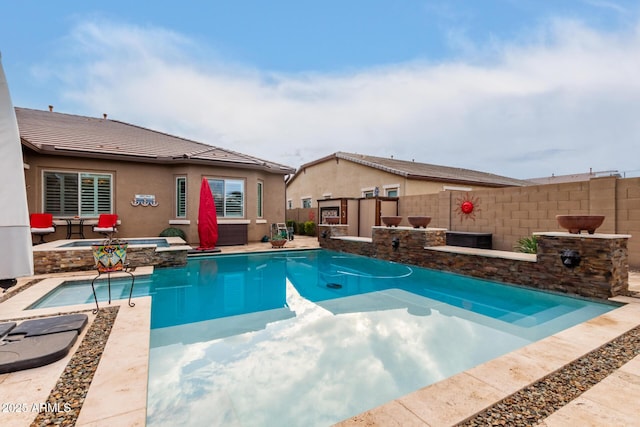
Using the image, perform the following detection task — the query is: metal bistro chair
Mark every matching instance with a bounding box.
[30,213,56,244]
[90,240,135,314]
[93,214,119,239]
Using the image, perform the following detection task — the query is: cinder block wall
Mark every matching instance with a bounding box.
[399,176,639,268]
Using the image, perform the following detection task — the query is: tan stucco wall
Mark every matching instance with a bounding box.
[398,176,639,268]
[286,157,501,207]
[24,151,287,245]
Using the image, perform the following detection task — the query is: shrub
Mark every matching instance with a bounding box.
[159,227,187,241]
[304,221,316,237]
[514,235,538,254]
[297,222,306,235]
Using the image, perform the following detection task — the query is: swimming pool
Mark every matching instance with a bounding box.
[31,249,617,426]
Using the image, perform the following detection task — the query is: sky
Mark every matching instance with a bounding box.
[1,0,639,179]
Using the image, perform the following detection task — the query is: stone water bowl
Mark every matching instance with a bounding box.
[556,215,605,234]
[325,216,340,225]
[408,216,431,228]
[381,216,402,227]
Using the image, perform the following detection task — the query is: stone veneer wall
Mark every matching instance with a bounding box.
[397,176,640,268]
[318,225,629,300]
[33,246,188,274]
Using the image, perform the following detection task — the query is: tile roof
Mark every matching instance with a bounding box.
[290,152,531,187]
[16,107,295,174]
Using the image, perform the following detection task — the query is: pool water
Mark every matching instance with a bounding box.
[30,249,617,426]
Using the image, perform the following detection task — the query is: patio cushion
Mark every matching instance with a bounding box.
[31,227,55,234]
[9,314,88,337]
[0,331,78,374]
[30,213,53,228]
[0,322,16,339]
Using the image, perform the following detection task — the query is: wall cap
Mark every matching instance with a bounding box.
[534,232,631,239]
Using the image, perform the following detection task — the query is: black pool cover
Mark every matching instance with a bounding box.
[0,313,88,374]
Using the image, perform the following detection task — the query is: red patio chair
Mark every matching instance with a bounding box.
[30,213,56,244]
[93,214,118,239]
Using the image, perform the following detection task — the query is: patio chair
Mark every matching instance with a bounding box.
[90,241,135,313]
[93,214,118,239]
[276,222,290,240]
[30,213,56,244]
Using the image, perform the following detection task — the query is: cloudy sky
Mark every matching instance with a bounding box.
[1,1,639,179]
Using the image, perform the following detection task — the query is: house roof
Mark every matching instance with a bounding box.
[16,107,295,174]
[288,152,531,187]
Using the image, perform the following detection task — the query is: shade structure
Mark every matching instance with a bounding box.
[0,53,33,280]
[197,178,219,250]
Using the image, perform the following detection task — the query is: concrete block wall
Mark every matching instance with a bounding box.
[397,176,639,268]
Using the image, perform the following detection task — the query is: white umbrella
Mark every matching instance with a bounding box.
[0,52,33,282]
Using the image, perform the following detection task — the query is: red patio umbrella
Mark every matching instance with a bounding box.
[197,178,218,250]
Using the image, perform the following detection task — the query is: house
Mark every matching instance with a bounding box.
[286,151,531,208]
[18,107,295,245]
[528,169,622,185]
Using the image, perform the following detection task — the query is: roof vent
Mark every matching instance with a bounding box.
[48,105,53,112]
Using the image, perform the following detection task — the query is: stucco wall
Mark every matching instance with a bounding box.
[286,157,498,208]
[24,151,288,245]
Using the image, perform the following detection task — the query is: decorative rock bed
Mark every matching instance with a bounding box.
[457,324,640,426]
[28,307,118,427]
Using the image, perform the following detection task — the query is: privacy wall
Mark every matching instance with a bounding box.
[399,176,639,268]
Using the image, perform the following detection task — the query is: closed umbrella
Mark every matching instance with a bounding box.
[0,52,33,283]
[197,177,218,250]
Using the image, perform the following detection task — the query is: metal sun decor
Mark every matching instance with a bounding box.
[455,192,481,222]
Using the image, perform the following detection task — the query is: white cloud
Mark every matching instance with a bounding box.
[55,18,640,178]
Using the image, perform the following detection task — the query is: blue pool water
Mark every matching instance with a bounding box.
[31,249,617,426]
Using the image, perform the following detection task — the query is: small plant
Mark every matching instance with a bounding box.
[514,235,538,254]
[159,227,186,241]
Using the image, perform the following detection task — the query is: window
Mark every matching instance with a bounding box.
[386,188,398,197]
[363,190,375,198]
[208,178,244,217]
[44,171,112,217]
[176,177,186,218]
[302,198,312,208]
[287,199,292,209]
[257,181,263,218]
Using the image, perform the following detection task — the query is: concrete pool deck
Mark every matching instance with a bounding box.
[1,236,639,426]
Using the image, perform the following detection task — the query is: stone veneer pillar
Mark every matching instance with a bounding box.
[534,232,630,298]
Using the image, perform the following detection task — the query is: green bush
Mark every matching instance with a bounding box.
[514,235,538,254]
[159,227,187,241]
[304,221,316,237]
[297,222,306,235]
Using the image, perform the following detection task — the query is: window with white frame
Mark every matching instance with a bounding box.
[208,178,245,217]
[302,198,312,208]
[44,171,112,217]
[257,181,263,218]
[175,177,187,218]
[386,188,398,197]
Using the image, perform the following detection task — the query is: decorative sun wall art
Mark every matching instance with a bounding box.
[455,192,481,222]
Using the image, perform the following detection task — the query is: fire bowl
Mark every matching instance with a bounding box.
[556,215,605,234]
[408,216,431,228]
[381,216,402,227]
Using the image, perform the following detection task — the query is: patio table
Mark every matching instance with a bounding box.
[57,217,94,239]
